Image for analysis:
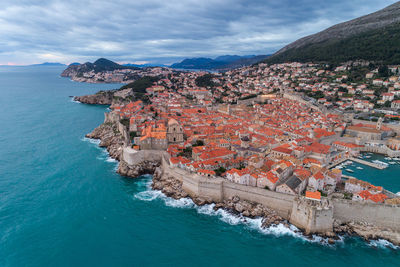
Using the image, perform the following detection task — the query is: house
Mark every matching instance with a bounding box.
[392,100,400,109]
[308,171,325,191]
[275,175,303,195]
[257,170,279,190]
[305,191,321,201]
[382,93,394,102]
[226,168,250,185]
[352,190,388,203]
[198,169,216,177]
[345,178,383,193]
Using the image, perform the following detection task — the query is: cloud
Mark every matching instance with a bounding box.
[0,0,397,64]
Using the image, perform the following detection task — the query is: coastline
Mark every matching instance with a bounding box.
[85,116,400,247]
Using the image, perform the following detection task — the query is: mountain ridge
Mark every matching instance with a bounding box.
[266,2,400,64]
[171,55,270,70]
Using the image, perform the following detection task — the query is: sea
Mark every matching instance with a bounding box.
[0,66,399,266]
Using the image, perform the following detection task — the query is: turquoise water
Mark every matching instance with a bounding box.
[341,154,400,193]
[0,66,399,266]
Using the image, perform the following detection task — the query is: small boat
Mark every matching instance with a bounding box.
[335,166,343,169]
[356,167,363,170]
[364,155,371,159]
[345,169,354,173]
[372,160,389,168]
[389,161,396,165]
[372,160,388,166]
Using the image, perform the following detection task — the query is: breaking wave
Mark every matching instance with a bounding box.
[81,137,119,170]
[70,98,80,103]
[81,137,100,146]
[368,239,399,249]
[133,178,338,245]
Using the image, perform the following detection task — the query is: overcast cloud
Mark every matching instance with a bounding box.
[0,0,397,65]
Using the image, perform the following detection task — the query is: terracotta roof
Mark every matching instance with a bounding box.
[305,191,321,200]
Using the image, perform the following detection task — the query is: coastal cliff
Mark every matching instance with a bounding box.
[85,122,124,160]
[74,91,115,105]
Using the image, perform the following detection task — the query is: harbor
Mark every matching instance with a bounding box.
[349,157,388,170]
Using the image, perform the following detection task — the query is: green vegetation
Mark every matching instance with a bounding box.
[195,74,216,88]
[129,131,137,140]
[266,23,400,65]
[192,140,204,147]
[378,65,389,78]
[318,190,328,197]
[177,147,192,158]
[306,91,325,99]
[214,167,226,176]
[343,192,353,200]
[120,118,129,127]
[120,76,160,93]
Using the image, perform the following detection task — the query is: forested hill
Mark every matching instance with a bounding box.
[265,2,400,64]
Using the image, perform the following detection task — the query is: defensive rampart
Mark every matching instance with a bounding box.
[159,155,400,235]
[332,199,400,230]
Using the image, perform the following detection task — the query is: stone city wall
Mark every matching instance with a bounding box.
[127,152,400,235]
[332,198,400,231]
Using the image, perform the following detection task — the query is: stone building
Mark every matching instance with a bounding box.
[138,125,168,150]
[167,119,184,144]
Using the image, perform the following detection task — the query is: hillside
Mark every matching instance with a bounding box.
[266,2,400,64]
[171,55,269,70]
[61,58,139,77]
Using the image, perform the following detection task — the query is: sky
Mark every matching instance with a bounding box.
[0,0,398,65]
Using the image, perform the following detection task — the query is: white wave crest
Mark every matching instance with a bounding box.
[132,178,397,248]
[369,239,399,249]
[106,157,118,163]
[133,182,333,243]
[135,190,163,201]
[70,98,80,103]
[81,137,100,145]
[164,197,195,208]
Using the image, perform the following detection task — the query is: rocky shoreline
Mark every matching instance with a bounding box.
[85,120,399,247]
[85,121,160,177]
[85,122,124,160]
[74,91,115,105]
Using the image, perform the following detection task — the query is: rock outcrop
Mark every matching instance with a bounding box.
[74,90,116,105]
[334,221,400,245]
[86,122,124,160]
[117,159,160,178]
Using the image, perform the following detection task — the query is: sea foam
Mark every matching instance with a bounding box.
[368,239,399,249]
[133,177,338,245]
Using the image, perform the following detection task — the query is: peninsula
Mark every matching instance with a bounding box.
[71,2,400,246]
[71,59,400,246]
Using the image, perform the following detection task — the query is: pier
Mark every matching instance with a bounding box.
[349,157,387,170]
[328,157,387,170]
[327,157,349,169]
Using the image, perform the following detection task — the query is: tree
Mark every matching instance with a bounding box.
[214,167,226,176]
[195,74,216,88]
[378,65,389,78]
[193,140,204,147]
